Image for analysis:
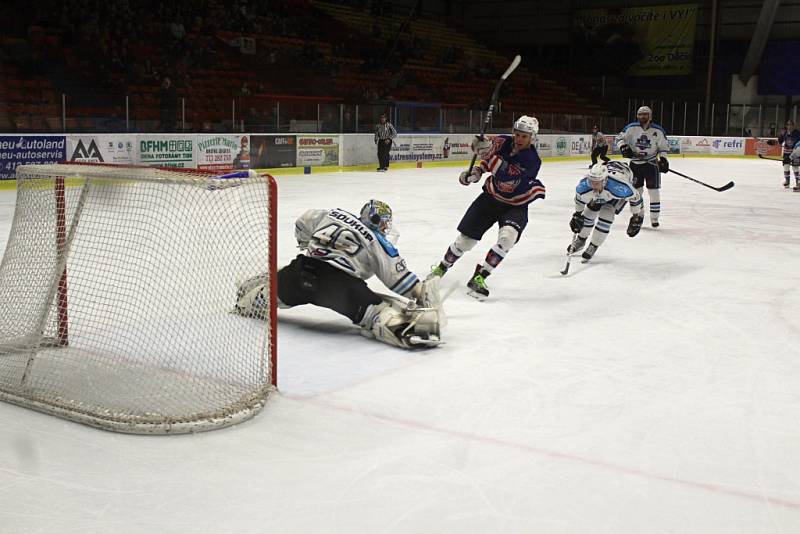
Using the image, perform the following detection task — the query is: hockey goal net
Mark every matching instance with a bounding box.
[0,163,277,434]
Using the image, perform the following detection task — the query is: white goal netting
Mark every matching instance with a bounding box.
[0,163,276,434]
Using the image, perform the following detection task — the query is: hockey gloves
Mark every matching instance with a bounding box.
[569,211,584,234]
[620,144,635,159]
[459,166,482,186]
[627,214,644,237]
[471,136,492,157]
[658,157,669,173]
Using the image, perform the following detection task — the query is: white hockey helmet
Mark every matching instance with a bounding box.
[513,115,539,135]
[606,160,633,183]
[587,163,608,187]
[637,106,652,118]
[360,199,393,235]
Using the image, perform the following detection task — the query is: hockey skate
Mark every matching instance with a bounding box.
[467,272,489,300]
[794,184,800,192]
[426,262,448,281]
[567,235,586,254]
[784,179,791,188]
[651,220,660,228]
[581,243,598,262]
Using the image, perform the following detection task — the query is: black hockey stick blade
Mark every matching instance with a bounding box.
[669,169,734,192]
[758,153,783,162]
[466,55,522,173]
[560,257,571,276]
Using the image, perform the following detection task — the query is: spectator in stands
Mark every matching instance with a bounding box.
[374,113,397,172]
[159,76,177,132]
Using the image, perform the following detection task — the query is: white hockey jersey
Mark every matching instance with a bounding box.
[574,176,643,215]
[294,208,419,296]
[616,122,669,163]
[791,143,800,162]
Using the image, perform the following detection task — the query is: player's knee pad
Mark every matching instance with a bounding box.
[454,234,478,254]
[359,300,442,349]
[784,164,791,172]
[234,274,270,319]
[496,225,519,252]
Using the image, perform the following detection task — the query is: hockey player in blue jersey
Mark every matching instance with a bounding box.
[567,161,644,261]
[769,120,800,189]
[616,106,669,228]
[427,115,545,299]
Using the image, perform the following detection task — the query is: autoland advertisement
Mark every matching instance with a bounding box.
[574,4,698,76]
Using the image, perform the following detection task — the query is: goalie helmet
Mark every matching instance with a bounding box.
[513,115,539,135]
[587,163,608,188]
[606,160,633,183]
[360,199,393,235]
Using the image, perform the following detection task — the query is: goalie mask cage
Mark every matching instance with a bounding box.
[0,163,277,434]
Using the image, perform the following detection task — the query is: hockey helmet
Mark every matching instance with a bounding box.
[587,163,608,189]
[360,199,393,235]
[513,115,539,135]
[637,106,652,123]
[606,160,633,182]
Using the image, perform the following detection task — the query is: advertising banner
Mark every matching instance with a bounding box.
[679,136,711,154]
[745,138,781,157]
[67,134,136,164]
[570,135,592,156]
[390,135,453,163]
[138,135,195,168]
[709,137,745,155]
[667,136,681,154]
[251,135,297,168]
[574,4,697,76]
[297,135,339,167]
[553,135,571,157]
[0,136,66,180]
[196,134,250,172]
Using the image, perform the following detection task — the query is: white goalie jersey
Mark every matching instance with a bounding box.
[295,208,420,296]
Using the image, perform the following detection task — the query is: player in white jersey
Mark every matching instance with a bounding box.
[567,161,644,260]
[234,200,445,349]
[616,106,669,227]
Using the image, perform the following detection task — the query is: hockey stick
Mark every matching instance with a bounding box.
[466,55,522,173]
[758,153,783,162]
[668,169,734,192]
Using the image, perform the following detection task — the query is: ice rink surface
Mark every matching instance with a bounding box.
[1,157,800,533]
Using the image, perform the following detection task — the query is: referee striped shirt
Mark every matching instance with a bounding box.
[374,121,397,143]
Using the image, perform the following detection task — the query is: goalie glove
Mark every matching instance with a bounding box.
[658,157,669,173]
[471,135,492,157]
[620,144,635,159]
[459,166,482,186]
[627,214,644,237]
[569,211,584,234]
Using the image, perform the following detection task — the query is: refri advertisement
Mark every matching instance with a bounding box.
[710,137,744,155]
[297,135,339,166]
[67,134,136,164]
[0,136,66,180]
[196,134,250,171]
[139,135,195,168]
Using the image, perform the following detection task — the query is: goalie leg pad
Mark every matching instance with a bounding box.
[359,301,442,349]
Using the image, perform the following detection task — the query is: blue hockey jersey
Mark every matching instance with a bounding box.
[479,135,545,206]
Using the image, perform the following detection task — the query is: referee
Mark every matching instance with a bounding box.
[374,113,397,172]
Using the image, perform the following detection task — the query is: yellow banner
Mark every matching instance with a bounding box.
[574,4,697,76]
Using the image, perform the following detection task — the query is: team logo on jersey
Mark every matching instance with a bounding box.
[495,177,520,193]
[635,134,652,151]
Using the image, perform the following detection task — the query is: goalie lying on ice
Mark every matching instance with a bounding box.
[234,200,445,348]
